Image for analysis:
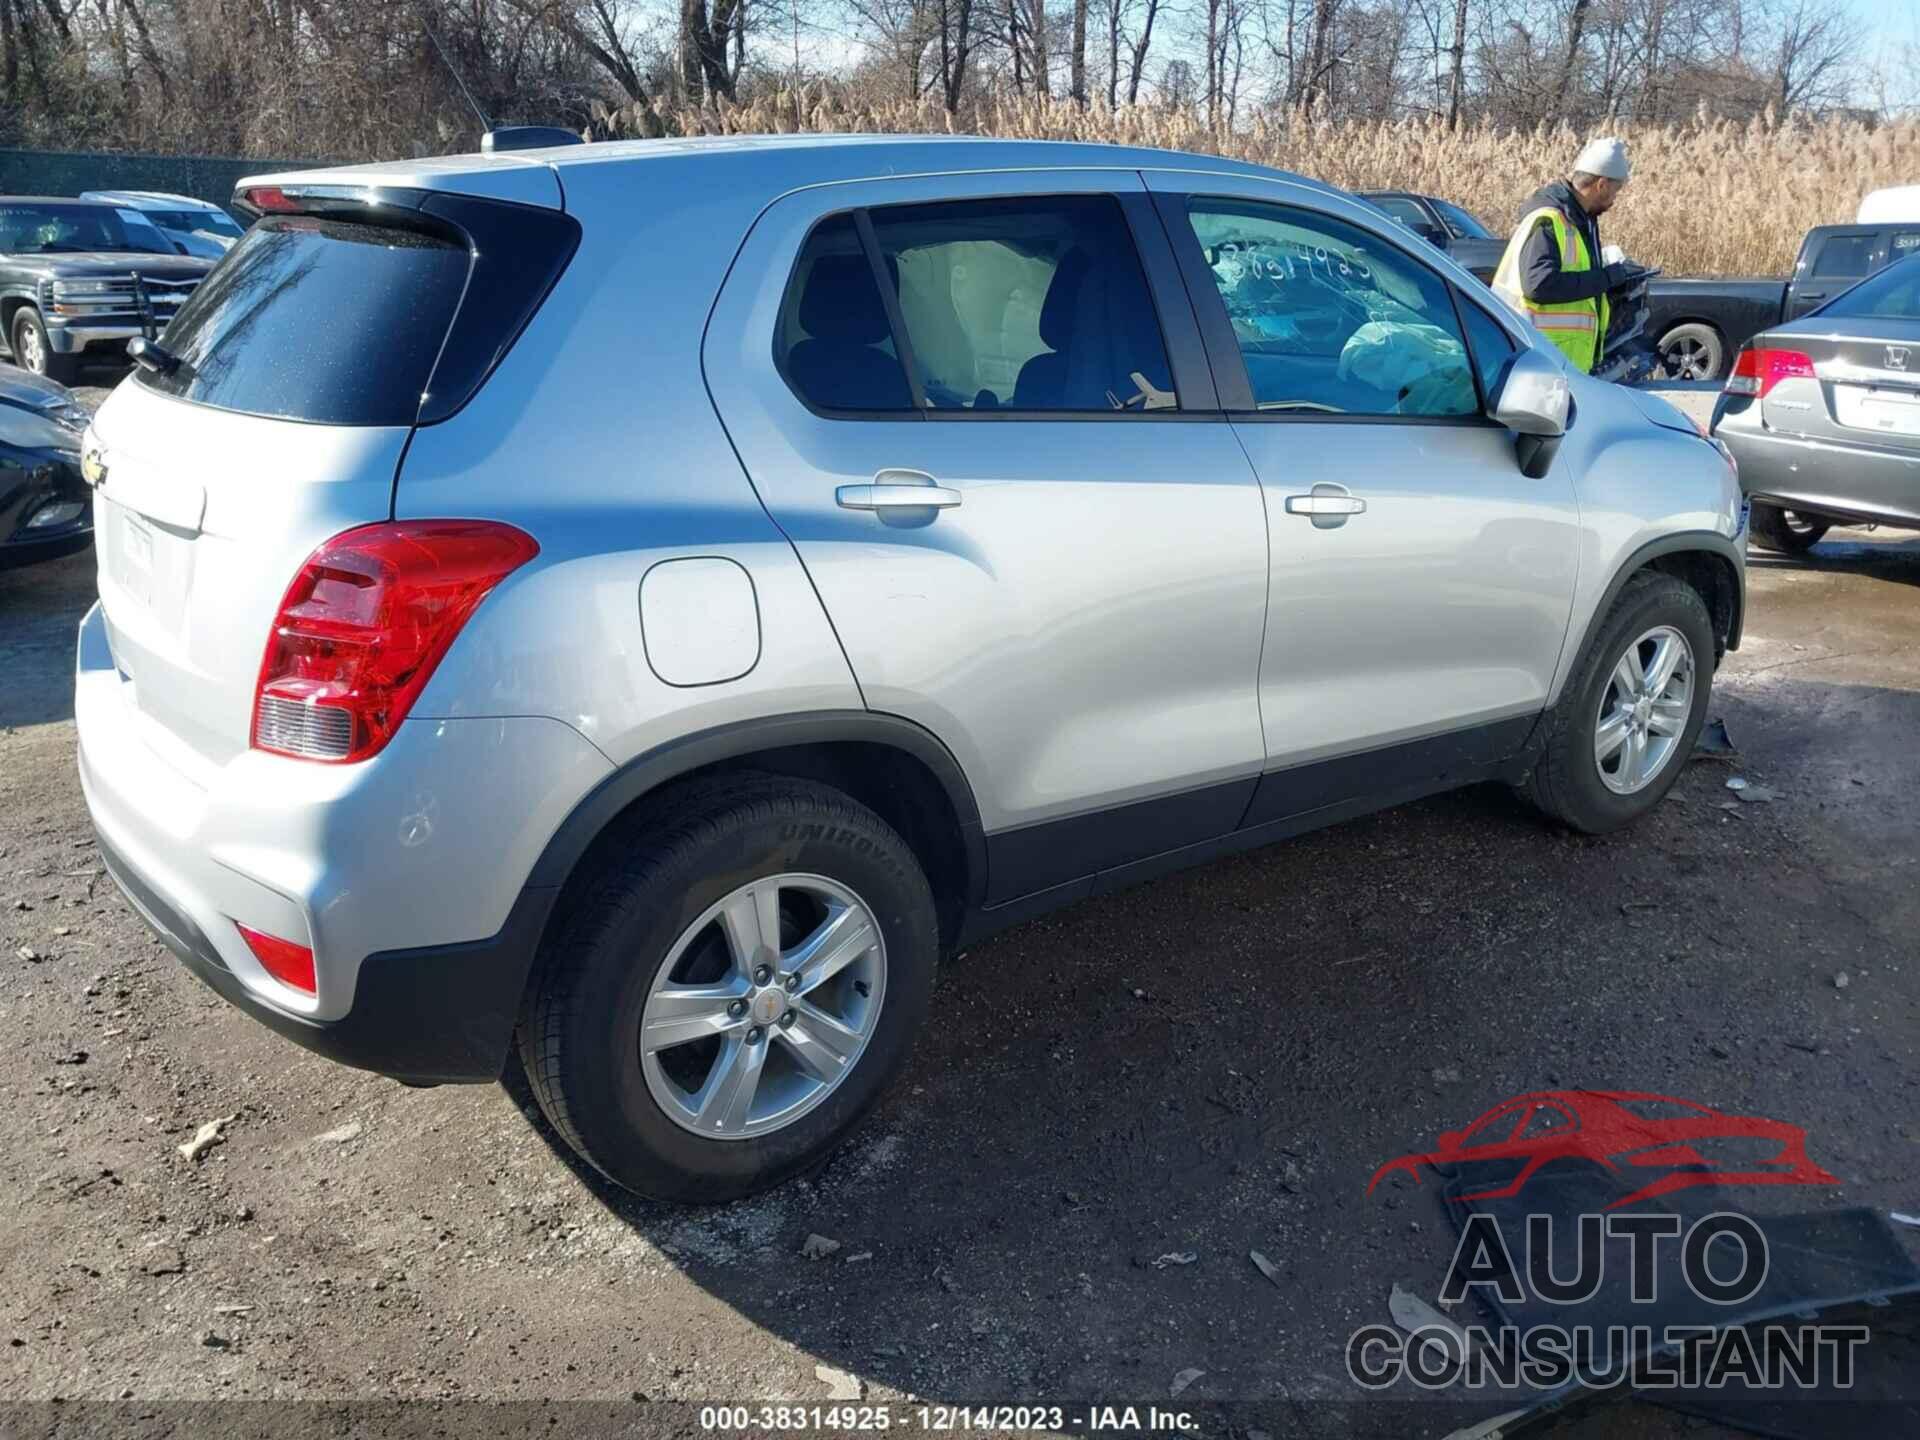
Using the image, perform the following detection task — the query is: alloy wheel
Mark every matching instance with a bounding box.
[15,320,45,374]
[1662,336,1711,380]
[1594,624,1694,795]
[638,873,886,1141]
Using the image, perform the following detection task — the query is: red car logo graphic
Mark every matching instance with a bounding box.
[1367,1090,1838,1210]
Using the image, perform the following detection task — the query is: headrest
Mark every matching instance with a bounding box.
[801,253,896,345]
[1039,248,1094,349]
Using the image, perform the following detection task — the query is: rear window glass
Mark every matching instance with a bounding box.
[137,216,469,426]
[1811,233,1875,280]
[1823,256,1920,321]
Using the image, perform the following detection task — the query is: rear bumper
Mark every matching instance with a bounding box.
[75,599,613,1082]
[97,826,556,1084]
[1715,408,1920,528]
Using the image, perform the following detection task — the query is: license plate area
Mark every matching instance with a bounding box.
[1835,383,1920,437]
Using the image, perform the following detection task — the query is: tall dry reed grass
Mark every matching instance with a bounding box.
[623,92,1918,276]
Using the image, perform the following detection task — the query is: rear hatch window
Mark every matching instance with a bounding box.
[139,217,465,425]
[136,194,579,426]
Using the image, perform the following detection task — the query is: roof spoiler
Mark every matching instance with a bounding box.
[481,127,584,154]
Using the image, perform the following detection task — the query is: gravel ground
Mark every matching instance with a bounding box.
[2,385,1916,1436]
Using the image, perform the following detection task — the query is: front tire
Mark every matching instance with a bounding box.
[1750,503,1829,554]
[8,307,78,384]
[517,775,938,1203]
[1525,572,1714,833]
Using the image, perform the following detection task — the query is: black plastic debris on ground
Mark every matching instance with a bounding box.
[1437,1160,1920,1438]
[1692,716,1739,761]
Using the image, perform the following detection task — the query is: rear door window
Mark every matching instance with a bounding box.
[139,216,469,425]
[1811,232,1877,281]
[868,195,1176,412]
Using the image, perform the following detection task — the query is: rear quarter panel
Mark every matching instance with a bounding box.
[394,155,865,769]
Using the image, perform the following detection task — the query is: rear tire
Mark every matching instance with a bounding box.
[1656,322,1725,381]
[1749,502,1829,554]
[517,774,938,1204]
[9,307,78,385]
[1524,572,1714,834]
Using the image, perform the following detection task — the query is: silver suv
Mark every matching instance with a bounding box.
[75,138,1746,1202]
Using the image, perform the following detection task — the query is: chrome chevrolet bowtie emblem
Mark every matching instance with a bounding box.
[1889,345,1911,371]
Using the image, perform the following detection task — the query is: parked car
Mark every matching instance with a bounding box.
[80,190,248,259]
[1358,190,1506,281]
[76,137,1745,1202]
[1649,220,1920,380]
[1712,251,1920,552]
[1,197,214,382]
[0,361,90,568]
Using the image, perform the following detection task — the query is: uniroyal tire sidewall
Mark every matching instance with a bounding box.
[565,803,935,1201]
[1562,581,1714,829]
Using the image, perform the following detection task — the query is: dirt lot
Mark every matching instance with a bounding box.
[2,442,1917,1435]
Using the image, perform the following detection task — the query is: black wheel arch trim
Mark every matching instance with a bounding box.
[1565,530,1746,687]
[524,709,989,905]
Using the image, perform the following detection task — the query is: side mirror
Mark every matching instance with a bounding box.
[1490,347,1570,435]
[1414,221,1448,248]
[1489,348,1572,479]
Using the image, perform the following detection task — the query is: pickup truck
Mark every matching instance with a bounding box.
[1,196,213,383]
[1361,191,1920,383]
[1648,221,1920,379]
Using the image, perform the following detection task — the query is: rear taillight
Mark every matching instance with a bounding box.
[1725,347,1815,399]
[252,520,538,763]
[236,923,316,994]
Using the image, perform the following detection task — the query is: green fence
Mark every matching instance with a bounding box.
[0,149,321,209]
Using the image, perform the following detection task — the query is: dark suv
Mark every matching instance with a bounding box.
[1,197,213,382]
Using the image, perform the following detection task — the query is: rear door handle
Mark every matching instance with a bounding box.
[836,469,962,512]
[1284,485,1367,528]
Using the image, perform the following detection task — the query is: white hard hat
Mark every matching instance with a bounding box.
[1574,136,1630,182]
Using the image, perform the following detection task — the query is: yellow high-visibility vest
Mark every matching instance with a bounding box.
[1493,206,1610,374]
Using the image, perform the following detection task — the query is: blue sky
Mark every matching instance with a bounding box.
[1851,0,1917,56]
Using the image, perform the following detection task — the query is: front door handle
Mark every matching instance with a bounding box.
[1284,484,1367,529]
[836,469,962,512]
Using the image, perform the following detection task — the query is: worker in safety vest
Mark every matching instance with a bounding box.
[1492,137,1638,374]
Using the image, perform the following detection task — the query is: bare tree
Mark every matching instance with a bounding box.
[1123,0,1162,102]
[1070,0,1087,102]
[1765,0,1862,112]
[936,0,977,110]
[679,0,745,102]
